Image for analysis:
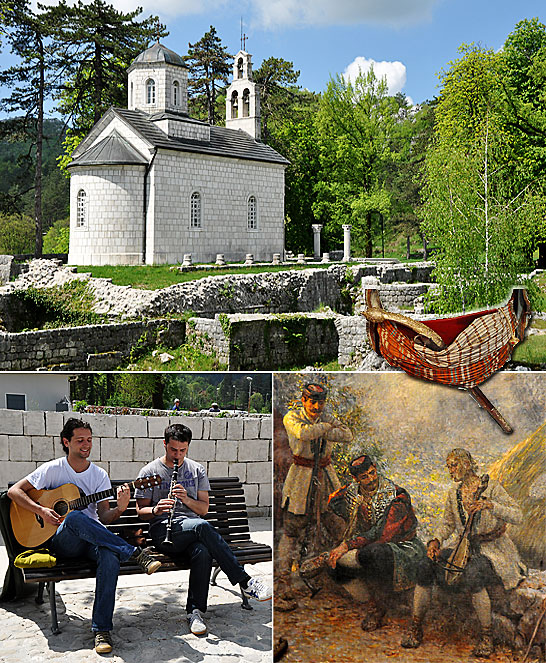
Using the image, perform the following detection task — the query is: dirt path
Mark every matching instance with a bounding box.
[274,586,528,663]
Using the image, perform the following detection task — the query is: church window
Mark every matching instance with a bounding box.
[237,57,243,79]
[146,78,156,105]
[247,196,257,230]
[172,80,179,106]
[190,192,202,228]
[242,88,250,117]
[76,189,88,228]
[231,91,238,119]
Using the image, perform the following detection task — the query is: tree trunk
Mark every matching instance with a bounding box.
[365,212,373,258]
[93,41,103,125]
[34,34,44,258]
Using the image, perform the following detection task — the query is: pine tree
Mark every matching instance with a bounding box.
[0,0,60,256]
[49,0,165,169]
[184,26,232,125]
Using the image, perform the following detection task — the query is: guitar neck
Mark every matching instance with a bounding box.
[69,483,130,510]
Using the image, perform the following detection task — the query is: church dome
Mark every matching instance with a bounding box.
[130,42,187,68]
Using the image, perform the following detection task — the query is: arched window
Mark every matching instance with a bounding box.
[247,196,257,230]
[190,192,202,228]
[231,91,238,119]
[172,80,179,106]
[237,57,243,79]
[76,189,88,228]
[242,88,250,117]
[146,78,156,105]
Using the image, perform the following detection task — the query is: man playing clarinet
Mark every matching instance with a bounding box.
[135,423,271,636]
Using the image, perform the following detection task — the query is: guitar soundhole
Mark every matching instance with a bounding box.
[55,501,69,517]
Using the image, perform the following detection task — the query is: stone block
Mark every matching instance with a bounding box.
[85,414,116,438]
[189,440,215,463]
[116,416,147,438]
[238,439,269,462]
[147,416,170,438]
[23,411,46,436]
[243,483,258,507]
[0,435,7,460]
[246,461,272,484]
[101,437,133,462]
[227,418,244,441]
[0,410,24,435]
[45,411,64,436]
[134,437,156,462]
[258,482,272,507]
[0,461,36,489]
[31,436,55,461]
[259,416,272,439]
[153,438,166,458]
[215,440,238,462]
[208,461,228,477]
[227,462,247,482]
[109,461,144,481]
[9,435,31,461]
[243,418,261,440]
[209,418,227,440]
[170,416,203,440]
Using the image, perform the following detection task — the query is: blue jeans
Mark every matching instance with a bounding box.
[151,517,248,613]
[49,511,136,632]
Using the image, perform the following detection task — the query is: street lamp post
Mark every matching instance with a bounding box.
[246,376,253,412]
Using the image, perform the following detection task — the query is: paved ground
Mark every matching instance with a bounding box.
[0,518,272,663]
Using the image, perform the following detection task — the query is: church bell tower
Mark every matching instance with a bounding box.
[225,51,261,140]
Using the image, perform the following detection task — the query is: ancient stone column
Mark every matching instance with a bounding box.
[312,224,323,260]
[342,224,351,262]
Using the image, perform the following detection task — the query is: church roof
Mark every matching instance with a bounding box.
[113,108,289,166]
[68,130,148,168]
[129,42,187,69]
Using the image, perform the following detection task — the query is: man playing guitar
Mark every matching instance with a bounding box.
[8,418,162,655]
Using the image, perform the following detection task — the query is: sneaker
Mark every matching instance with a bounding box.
[187,609,207,635]
[131,547,162,575]
[242,577,272,602]
[94,631,113,654]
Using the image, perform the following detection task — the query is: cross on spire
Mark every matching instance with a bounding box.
[240,17,247,51]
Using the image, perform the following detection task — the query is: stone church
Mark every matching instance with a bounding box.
[67,43,288,265]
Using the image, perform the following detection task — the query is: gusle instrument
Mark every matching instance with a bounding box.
[162,459,179,546]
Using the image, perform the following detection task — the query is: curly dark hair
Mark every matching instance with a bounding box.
[60,418,92,455]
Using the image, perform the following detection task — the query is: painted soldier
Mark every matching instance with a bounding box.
[401,448,526,658]
[276,383,352,609]
[323,454,426,631]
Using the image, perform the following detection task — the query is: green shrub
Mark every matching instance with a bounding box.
[0,213,34,254]
[43,217,69,253]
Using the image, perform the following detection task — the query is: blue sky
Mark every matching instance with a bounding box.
[3,0,545,110]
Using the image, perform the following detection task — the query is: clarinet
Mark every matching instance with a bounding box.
[162,459,179,546]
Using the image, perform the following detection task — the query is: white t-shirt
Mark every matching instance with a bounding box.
[26,457,112,522]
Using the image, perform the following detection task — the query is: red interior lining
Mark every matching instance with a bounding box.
[394,309,497,346]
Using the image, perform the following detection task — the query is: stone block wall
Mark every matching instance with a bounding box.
[189,312,339,370]
[0,319,184,371]
[0,410,272,515]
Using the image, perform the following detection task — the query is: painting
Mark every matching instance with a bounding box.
[273,371,546,662]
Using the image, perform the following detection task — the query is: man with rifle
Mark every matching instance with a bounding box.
[401,448,526,658]
[276,383,352,610]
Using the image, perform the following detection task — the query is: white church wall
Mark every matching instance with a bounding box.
[147,151,285,264]
[128,64,188,115]
[68,165,146,266]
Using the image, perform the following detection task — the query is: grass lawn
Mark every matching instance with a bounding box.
[512,333,546,367]
[121,342,227,371]
[75,263,335,290]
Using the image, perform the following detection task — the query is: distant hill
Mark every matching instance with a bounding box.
[0,117,69,228]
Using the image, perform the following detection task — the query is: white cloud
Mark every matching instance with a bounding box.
[250,0,438,29]
[343,56,407,96]
[35,0,437,27]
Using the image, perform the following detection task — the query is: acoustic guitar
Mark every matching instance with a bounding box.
[10,474,161,548]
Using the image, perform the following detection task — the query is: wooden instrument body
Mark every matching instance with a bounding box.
[10,483,84,548]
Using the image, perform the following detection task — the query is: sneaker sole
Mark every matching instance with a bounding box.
[146,561,162,575]
[190,625,207,635]
[95,645,113,654]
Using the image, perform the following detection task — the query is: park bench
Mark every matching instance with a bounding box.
[0,476,272,634]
